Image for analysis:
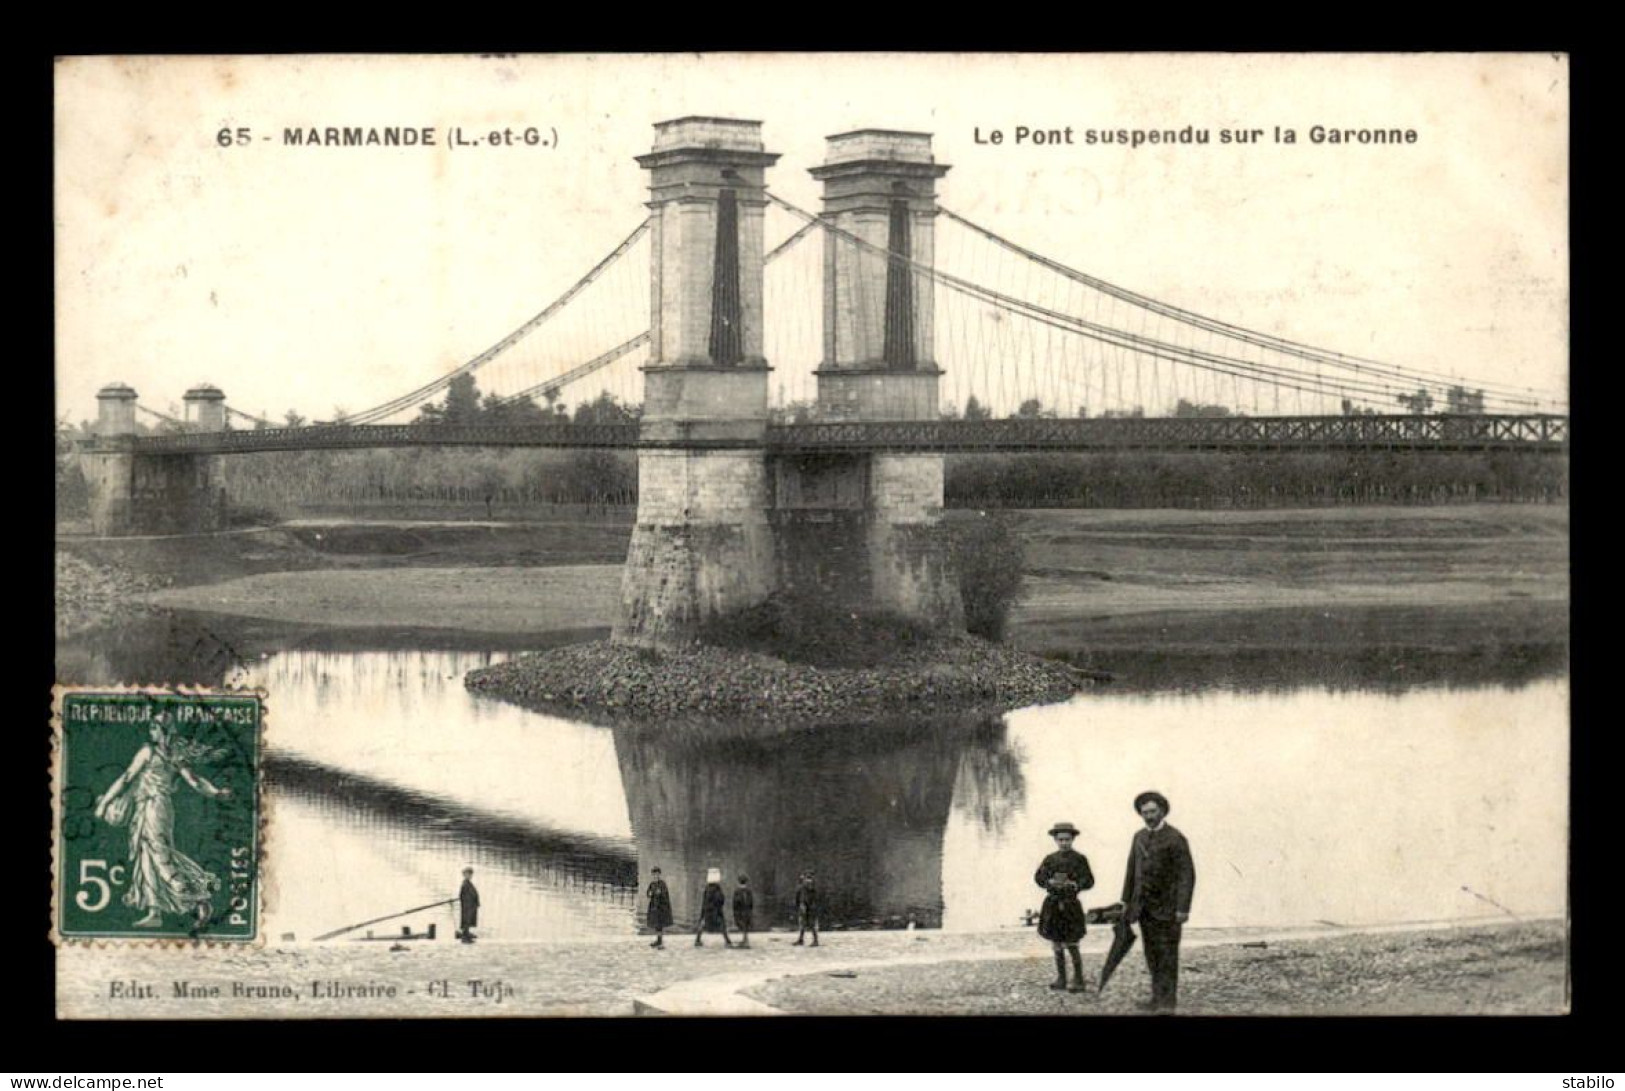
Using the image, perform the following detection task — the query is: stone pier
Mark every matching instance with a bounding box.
[613,118,781,645]
[774,130,963,630]
[614,121,965,645]
[80,382,228,537]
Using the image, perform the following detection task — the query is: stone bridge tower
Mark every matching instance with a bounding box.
[614,118,781,645]
[774,130,963,629]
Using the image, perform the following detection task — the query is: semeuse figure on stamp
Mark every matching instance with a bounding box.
[646,867,673,949]
[92,713,231,929]
[1121,791,1196,1012]
[1034,821,1095,992]
[695,867,735,947]
[458,867,480,943]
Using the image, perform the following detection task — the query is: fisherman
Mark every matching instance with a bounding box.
[694,867,735,947]
[1121,791,1196,1012]
[733,874,755,949]
[457,867,480,944]
[645,866,674,949]
[1034,821,1095,993]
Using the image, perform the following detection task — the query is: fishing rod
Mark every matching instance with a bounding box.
[312,897,457,942]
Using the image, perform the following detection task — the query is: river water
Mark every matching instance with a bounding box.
[55,619,1568,943]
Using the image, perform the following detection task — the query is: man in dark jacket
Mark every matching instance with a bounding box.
[733,874,755,949]
[1121,791,1196,1011]
[458,867,480,944]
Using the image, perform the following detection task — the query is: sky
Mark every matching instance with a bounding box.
[54,53,1569,425]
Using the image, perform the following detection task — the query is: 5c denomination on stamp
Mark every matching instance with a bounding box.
[52,687,264,943]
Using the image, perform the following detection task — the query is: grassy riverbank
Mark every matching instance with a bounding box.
[56,505,1567,686]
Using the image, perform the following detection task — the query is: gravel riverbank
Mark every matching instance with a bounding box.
[743,919,1567,1016]
[54,918,1564,1019]
[464,632,1092,727]
[54,552,169,638]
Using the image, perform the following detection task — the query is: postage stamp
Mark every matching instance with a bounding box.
[51,687,264,943]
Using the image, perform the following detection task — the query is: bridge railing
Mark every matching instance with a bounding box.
[94,413,1567,456]
[766,414,1570,453]
[113,422,644,455]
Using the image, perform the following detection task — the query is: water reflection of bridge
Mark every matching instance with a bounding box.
[613,714,1024,931]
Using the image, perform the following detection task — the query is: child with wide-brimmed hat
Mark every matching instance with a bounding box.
[1034,821,1095,992]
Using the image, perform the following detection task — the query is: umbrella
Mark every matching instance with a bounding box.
[1097,916,1138,992]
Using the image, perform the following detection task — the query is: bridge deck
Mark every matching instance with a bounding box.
[100,414,1568,456]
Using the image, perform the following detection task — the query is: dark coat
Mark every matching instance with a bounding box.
[732,886,754,927]
[699,883,728,929]
[459,879,480,929]
[645,879,673,930]
[794,882,819,919]
[1034,848,1095,943]
[1121,824,1196,923]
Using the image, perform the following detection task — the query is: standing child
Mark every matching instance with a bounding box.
[695,867,734,947]
[733,874,755,949]
[792,870,820,947]
[645,867,674,949]
[458,867,480,944]
[1035,822,1095,992]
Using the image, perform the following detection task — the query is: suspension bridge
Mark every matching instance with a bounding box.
[80,118,1567,644]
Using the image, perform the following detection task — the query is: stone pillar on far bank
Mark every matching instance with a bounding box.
[778,130,963,630]
[83,383,138,536]
[613,118,782,646]
[81,382,229,537]
[181,384,229,533]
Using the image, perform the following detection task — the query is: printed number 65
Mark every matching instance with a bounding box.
[75,859,126,912]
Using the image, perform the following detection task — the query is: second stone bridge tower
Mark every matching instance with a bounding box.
[615,118,964,646]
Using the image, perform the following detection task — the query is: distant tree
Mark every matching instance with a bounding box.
[1012,398,1048,419]
[1446,385,1486,414]
[283,410,306,428]
[1075,404,1089,419]
[963,395,992,421]
[775,400,816,424]
[55,416,89,519]
[573,391,639,425]
[331,406,351,425]
[1396,388,1434,415]
[442,373,483,425]
[1173,398,1231,418]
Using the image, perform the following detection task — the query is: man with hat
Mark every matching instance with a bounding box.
[1121,791,1196,1011]
[1034,821,1095,993]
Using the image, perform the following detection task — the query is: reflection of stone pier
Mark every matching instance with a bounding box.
[613,716,1021,930]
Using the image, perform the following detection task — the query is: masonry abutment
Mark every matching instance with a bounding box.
[82,382,228,537]
[785,130,965,630]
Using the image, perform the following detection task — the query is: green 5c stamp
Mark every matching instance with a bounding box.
[53,687,263,943]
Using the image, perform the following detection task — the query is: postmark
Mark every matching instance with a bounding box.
[52,686,264,944]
